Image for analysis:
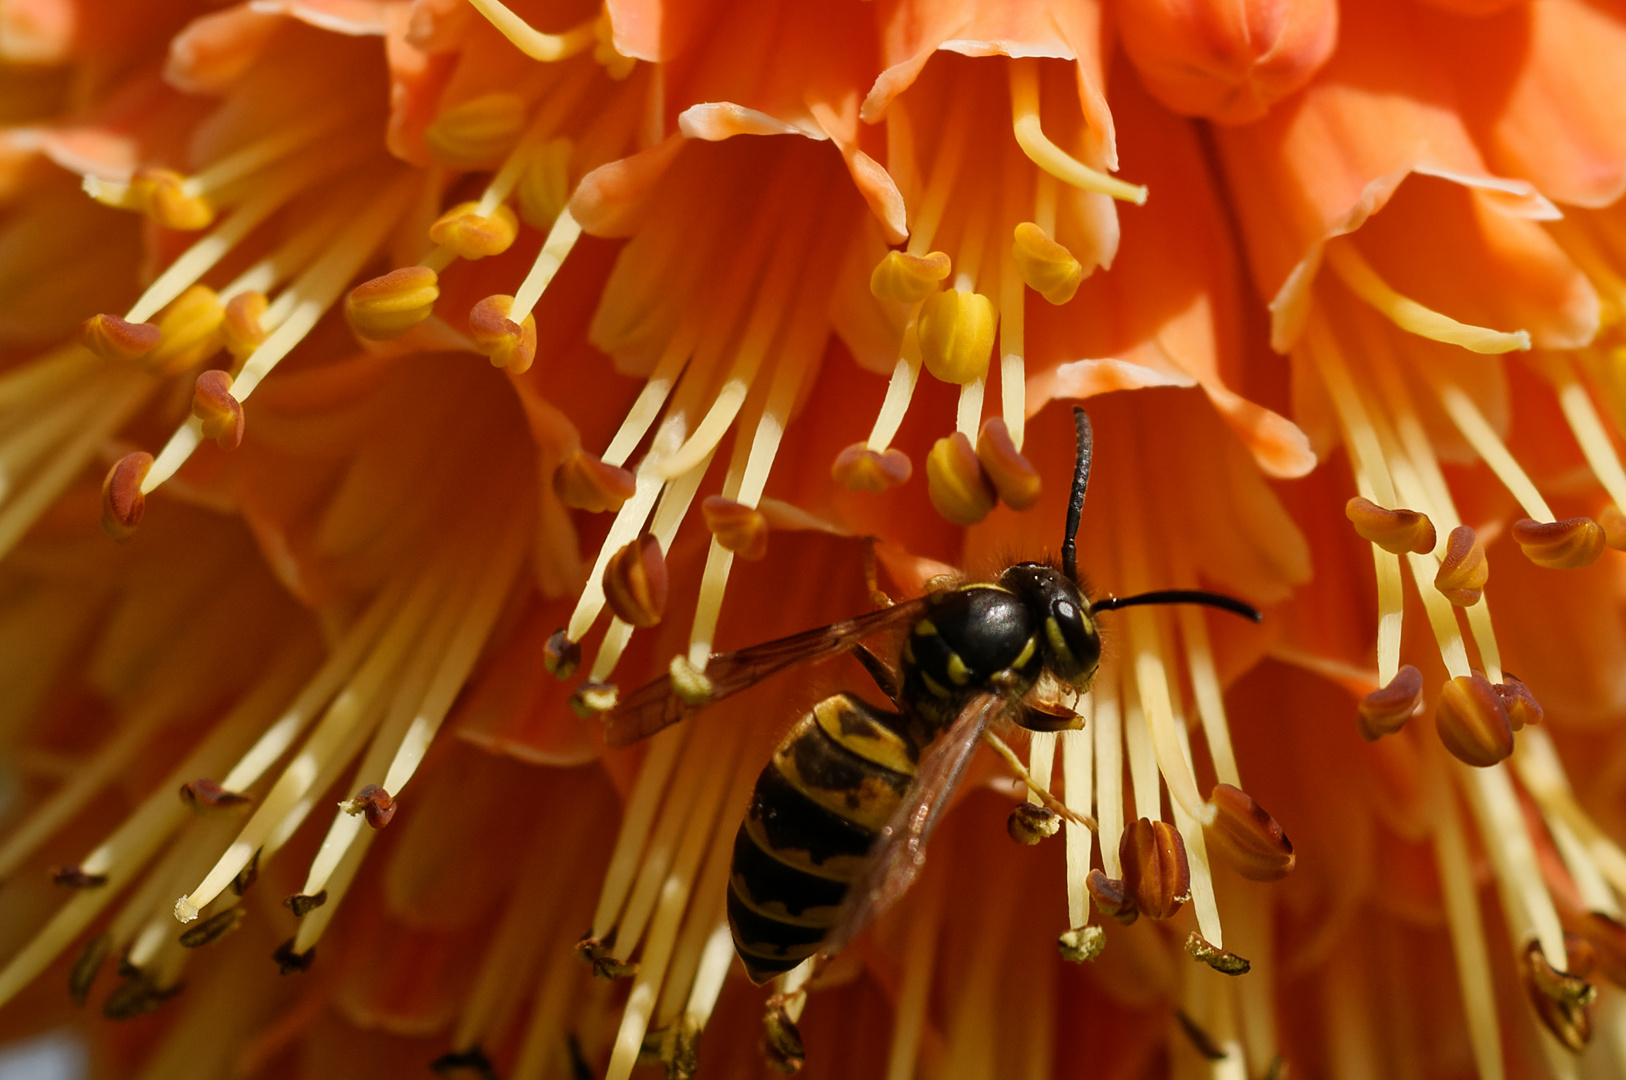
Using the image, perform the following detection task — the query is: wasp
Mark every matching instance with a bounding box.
[604,407,1260,983]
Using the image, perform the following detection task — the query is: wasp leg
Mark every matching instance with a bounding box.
[853,644,902,706]
[982,730,1095,829]
[862,536,894,609]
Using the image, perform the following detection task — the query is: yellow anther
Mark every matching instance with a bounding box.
[1511,517,1606,569]
[221,291,269,360]
[1011,222,1084,305]
[192,369,244,450]
[869,250,952,305]
[917,288,996,385]
[976,417,1041,510]
[129,167,214,231]
[424,92,528,170]
[517,137,574,230]
[1357,664,1423,741]
[79,313,160,363]
[1435,672,1513,767]
[926,432,996,526]
[1434,525,1489,607]
[345,266,441,341]
[553,450,635,512]
[428,201,520,260]
[603,534,668,629]
[101,452,153,540]
[831,443,912,492]
[146,285,225,376]
[1325,241,1531,354]
[469,294,538,374]
[1344,496,1437,555]
[701,496,769,562]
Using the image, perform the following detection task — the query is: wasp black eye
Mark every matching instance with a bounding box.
[1044,595,1100,683]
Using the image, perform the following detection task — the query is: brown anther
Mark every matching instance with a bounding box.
[1493,673,1544,731]
[1057,925,1106,963]
[1600,505,1626,550]
[1435,672,1514,767]
[926,433,996,525]
[1205,783,1295,882]
[575,935,639,979]
[272,938,315,975]
[1085,868,1139,925]
[1434,525,1489,606]
[1344,496,1436,555]
[284,890,328,917]
[831,443,912,492]
[221,290,269,360]
[1018,698,1086,732]
[232,847,261,896]
[1185,932,1252,975]
[178,907,246,948]
[1011,222,1084,305]
[69,932,111,1006]
[79,312,161,363]
[761,999,806,1075]
[1512,517,1606,570]
[553,449,636,512]
[429,1046,501,1080]
[602,534,668,628]
[428,201,520,260]
[1176,1009,1228,1061]
[343,784,397,829]
[1578,911,1626,988]
[917,288,996,385]
[146,285,225,376]
[1119,818,1191,920]
[468,294,538,374]
[101,452,153,540]
[179,777,252,815]
[1524,939,1596,1052]
[869,249,952,304]
[543,628,581,677]
[191,369,244,450]
[976,418,1041,511]
[131,166,214,230]
[1358,664,1424,741]
[701,497,769,561]
[1008,803,1061,845]
[569,681,620,718]
[51,865,108,888]
[345,265,441,341]
[102,970,183,1020]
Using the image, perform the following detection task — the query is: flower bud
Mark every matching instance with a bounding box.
[603,534,668,628]
[1008,803,1061,845]
[221,290,268,360]
[831,443,911,492]
[869,250,952,304]
[1344,496,1436,555]
[147,285,225,376]
[976,418,1041,510]
[701,496,769,561]
[345,266,440,341]
[1493,673,1543,731]
[553,449,636,512]
[469,295,538,374]
[80,313,160,363]
[1434,525,1488,606]
[1119,818,1191,920]
[517,137,574,229]
[424,92,527,169]
[926,433,996,525]
[1011,222,1083,305]
[130,167,214,230]
[1085,869,1138,925]
[916,289,996,385]
[429,201,520,260]
[101,452,152,540]
[1435,672,1513,767]
[1357,664,1424,741]
[1115,0,1337,125]
[192,369,244,450]
[1205,783,1294,882]
[1512,517,1606,569]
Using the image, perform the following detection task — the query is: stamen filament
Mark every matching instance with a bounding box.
[476,62,597,217]
[1432,379,1554,520]
[1177,608,1241,789]
[886,871,945,1080]
[1060,720,1095,929]
[955,377,985,439]
[510,208,584,323]
[1325,241,1531,354]
[1552,357,1626,509]
[465,0,597,62]
[0,344,91,410]
[182,104,351,198]
[1516,729,1626,899]
[1094,669,1126,878]
[1009,61,1148,206]
[589,729,686,939]
[1459,763,1567,966]
[865,330,922,452]
[998,138,1029,450]
[601,320,698,466]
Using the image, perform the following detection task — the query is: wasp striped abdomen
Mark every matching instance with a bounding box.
[727,693,920,982]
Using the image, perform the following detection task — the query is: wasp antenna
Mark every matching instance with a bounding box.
[1062,407,1092,582]
[1091,589,1262,623]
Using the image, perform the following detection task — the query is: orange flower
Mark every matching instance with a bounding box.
[3,0,1626,1076]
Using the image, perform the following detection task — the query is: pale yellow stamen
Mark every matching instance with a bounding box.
[510,209,583,324]
[184,105,353,199]
[1026,731,1056,803]
[465,0,597,62]
[477,63,597,217]
[998,129,1032,450]
[1060,717,1095,930]
[1093,670,1126,878]
[1009,60,1147,206]
[1325,241,1530,354]
[1433,378,1554,520]
[1168,671,1224,946]
[588,729,686,941]
[1552,355,1626,510]
[1459,764,1568,969]
[601,320,700,467]
[1122,674,1161,823]
[886,872,945,1080]
[943,842,1021,1078]
[1516,728,1626,901]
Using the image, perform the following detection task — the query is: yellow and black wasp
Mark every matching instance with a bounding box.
[604,407,1261,983]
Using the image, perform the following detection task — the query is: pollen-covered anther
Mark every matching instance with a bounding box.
[761,999,806,1075]
[468,295,538,374]
[1599,505,1626,550]
[926,433,996,526]
[916,288,996,385]
[1185,932,1252,976]
[273,939,315,975]
[191,370,244,450]
[51,865,109,888]
[1085,868,1139,925]
[1434,525,1489,606]
[1344,496,1436,555]
[869,249,952,304]
[1494,673,1544,731]
[221,291,269,360]
[79,313,160,363]
[544,628,581,677]
[130,167,214,230]
[1057,925,1106,963]
[284,890,328,917]
[429,201,521,260]
[345,266,441,341]
[1435,672,1514,767]
[1011,222,1084,305]
[569,681,619,718]
[179,778,252,816]
[1512,517,1606,569]
[553,449,636,512]
[147,285,225,376]
[1205,783,1295,882]
[1120,818,1191,920]
[701,496,769,561]
[831,443,911,493]
[1524,939,1597,1053]
[670,655,714,706]
[1008,803,1061,845]
[603,534,668,628]
[976,418,1041,511]
[101,452,153,540]
[1357,664,1425,741]
[178,907,246,949]
[576,935,639,979]
[342,784,397,829]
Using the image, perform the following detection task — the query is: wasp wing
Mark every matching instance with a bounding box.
[822,692,1002,955]
[603,596,933,748]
